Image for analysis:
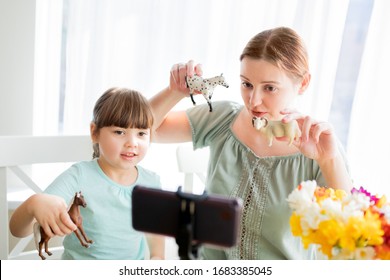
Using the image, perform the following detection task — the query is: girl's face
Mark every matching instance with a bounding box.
[240,57,308,121]
[91,125,150,173]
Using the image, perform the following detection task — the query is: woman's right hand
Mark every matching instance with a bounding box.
[31,193,77,237]
[169,60,203,95]
[148,59,202,141]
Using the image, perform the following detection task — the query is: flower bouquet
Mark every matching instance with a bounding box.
[287,181,390,259]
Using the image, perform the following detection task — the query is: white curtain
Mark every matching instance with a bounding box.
[347,0,390,195]
[34,0,350,134]
[33,0,350,188]
[33,0,64,135]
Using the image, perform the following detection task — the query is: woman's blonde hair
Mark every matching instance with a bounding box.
[240,26,309,81]
[91,87,154,159]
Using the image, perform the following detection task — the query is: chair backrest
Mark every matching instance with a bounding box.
[176,143,209,194]
[0,135,92,260]
[0,135,92,166]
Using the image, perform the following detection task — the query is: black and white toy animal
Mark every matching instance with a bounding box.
[186,74,229,112]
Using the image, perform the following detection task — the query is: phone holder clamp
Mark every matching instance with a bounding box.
[175,186,208,260]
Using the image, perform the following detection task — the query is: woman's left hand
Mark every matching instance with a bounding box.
[281,109,353,190]
[281,110,339,161]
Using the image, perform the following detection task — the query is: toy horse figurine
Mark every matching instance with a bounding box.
[186,74,229,112]
[252,117,301,147]
[33,191,93,260]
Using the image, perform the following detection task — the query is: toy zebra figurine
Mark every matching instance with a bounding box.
[186,74,229,112]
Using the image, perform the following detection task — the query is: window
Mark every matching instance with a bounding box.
[34,0,389,194]
[329,0,374,147]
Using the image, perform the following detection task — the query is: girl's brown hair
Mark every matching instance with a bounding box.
[91,87,154,158]
[240,27,309,81]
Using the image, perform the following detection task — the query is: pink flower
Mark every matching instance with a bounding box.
[352,186,379,205]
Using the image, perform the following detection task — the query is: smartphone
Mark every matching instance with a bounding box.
[132,185,242,248]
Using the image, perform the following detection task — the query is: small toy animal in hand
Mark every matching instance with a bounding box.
[186,74,229,112]
[34,191,93,260]
[252,117,301,147]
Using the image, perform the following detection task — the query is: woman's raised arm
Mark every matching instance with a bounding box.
[149,60,202,143]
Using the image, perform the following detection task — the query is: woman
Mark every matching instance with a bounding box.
[150,27,352,259]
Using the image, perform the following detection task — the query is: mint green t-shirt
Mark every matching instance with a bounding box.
[187,101,332,260]
[44,159,161,260]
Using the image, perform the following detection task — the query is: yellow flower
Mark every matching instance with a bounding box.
[360,210,384,246]
[334,189,347,200]
[317,219,344,246]
[290,213,303,237]
[339,216,364,251]
[319,243,334,258]
[301,232,314,249]
[312,229,336,258]
[376,195,387,208]
[314,187,330,203]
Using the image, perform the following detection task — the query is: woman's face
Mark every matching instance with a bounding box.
[240,57,305,121]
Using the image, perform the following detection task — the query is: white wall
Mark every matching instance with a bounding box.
[0,0,36,136]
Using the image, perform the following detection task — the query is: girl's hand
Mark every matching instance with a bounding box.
[281,110,339,162]
[169,60,203,95]
[31,193,77,237]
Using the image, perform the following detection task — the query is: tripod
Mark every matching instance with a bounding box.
[175,187,208,260]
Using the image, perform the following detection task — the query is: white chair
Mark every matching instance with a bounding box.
[163,143,210,259]
[0,135,92,259]
[175,143,209,194]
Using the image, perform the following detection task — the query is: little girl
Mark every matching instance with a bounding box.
[9,87,164,259]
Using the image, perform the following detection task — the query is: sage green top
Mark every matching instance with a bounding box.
[187,101,328,260]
